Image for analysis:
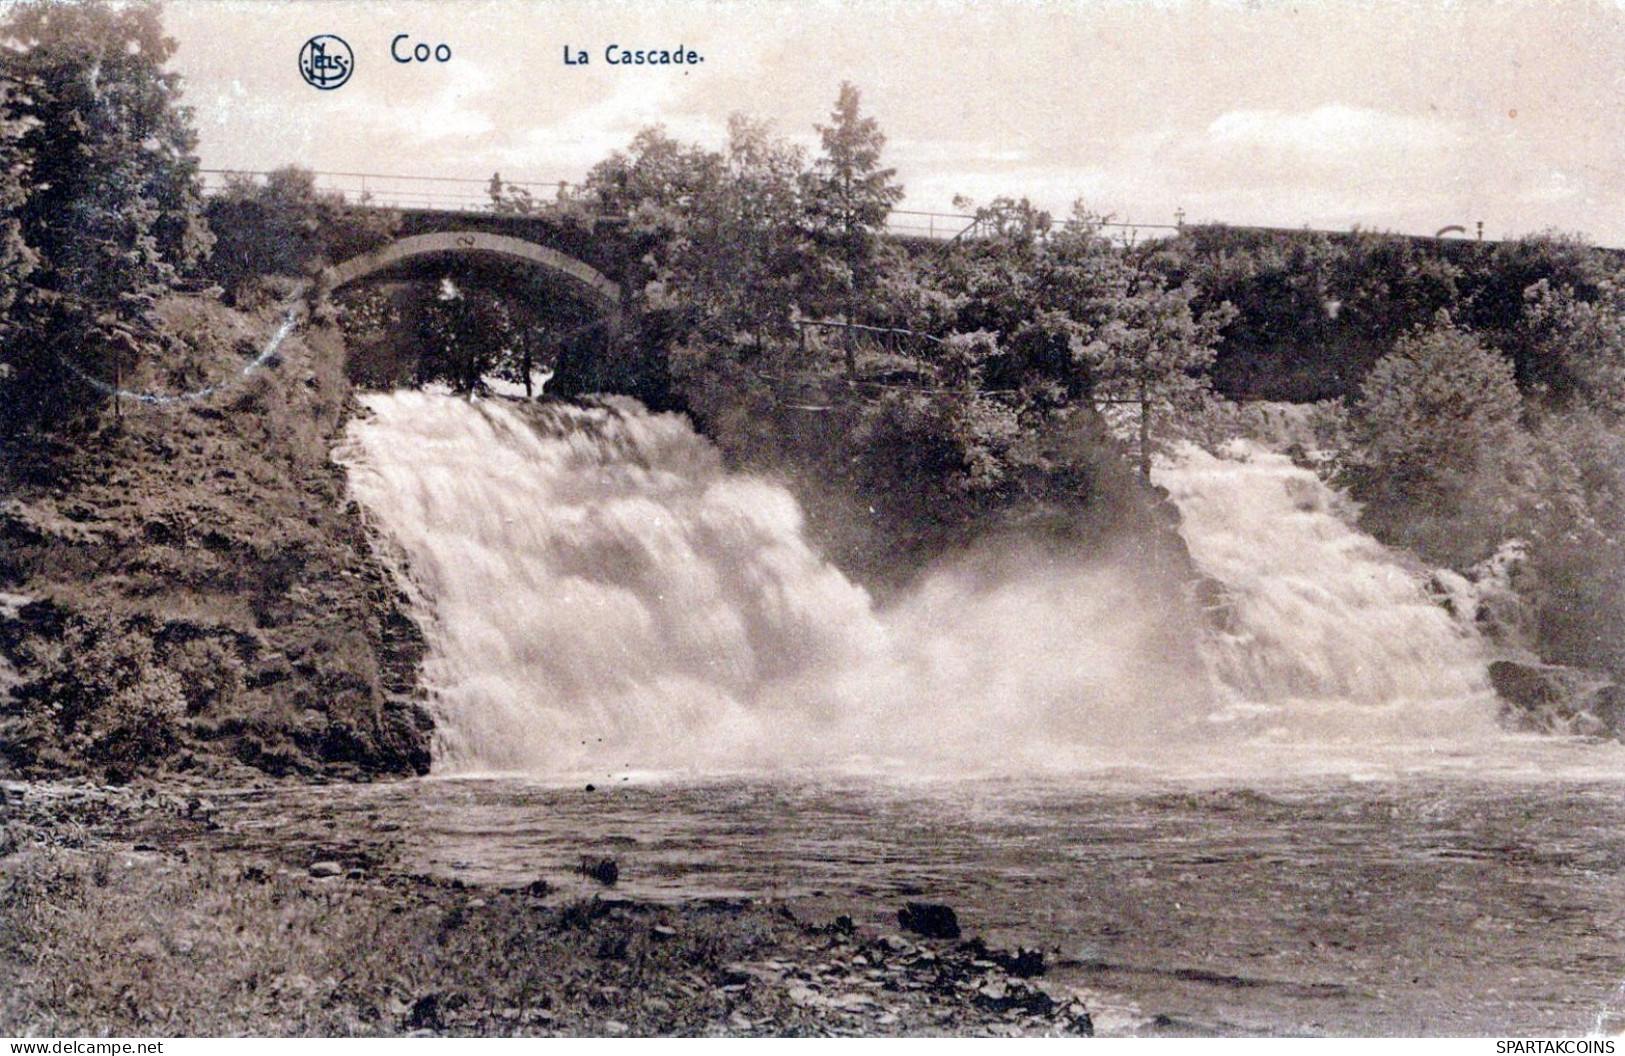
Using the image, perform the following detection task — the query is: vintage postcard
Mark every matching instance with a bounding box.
[3,0,1625,1042]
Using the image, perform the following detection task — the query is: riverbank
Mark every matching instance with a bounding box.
[0,778,1101,1038]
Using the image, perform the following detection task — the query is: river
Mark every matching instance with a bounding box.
[321,391,1625,1036]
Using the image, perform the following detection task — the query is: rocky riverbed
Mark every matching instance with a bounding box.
[0,778,1106,1037]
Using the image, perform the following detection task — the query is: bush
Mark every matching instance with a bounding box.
[1345,315,1537,566]
[1521,408,1625,676]
[203,166,398,305]
[6,613,186,772]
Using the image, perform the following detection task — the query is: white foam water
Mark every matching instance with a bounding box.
[1152,440,1498,745]
[336,392,1209,775]
[337,393,1513,777]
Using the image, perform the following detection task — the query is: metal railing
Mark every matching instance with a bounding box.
[199,169,1525,249]
[198,169,567,214]
[200,169,1000,241]
[199,168,1199,245]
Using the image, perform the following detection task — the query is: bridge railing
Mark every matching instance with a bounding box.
[198,169,570,214]
[198,168,1191,245]
[199,169,996,241]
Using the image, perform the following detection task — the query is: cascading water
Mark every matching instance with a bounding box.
[1152,440,1498,744]
[336,392,1501,777]
[336,391,1204,775]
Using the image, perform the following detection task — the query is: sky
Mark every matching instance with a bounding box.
[161,0,1625,245]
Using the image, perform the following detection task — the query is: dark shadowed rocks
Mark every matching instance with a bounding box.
[898,902,960,939]
[580,857,619,886]
[1491,659,1624,739]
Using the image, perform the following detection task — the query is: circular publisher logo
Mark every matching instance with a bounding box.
[299,35,353,90]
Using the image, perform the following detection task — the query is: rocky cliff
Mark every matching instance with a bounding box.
[0,295,430,781]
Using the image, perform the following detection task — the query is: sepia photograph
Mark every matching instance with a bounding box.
[4,0,1625,1040]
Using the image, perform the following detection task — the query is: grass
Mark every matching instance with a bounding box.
[3,844,764,1035]
[0,786,1096,1038]
[0,779,1098,1033]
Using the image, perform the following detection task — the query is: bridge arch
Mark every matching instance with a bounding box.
[321,230,622,317]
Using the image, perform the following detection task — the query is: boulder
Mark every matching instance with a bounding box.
[898,901,961,940]
[1491,660,1619,736]
[1490,660,1570,715]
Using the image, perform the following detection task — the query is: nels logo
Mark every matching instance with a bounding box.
[299,34,354,90]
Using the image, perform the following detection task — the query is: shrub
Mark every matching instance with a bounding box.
[1521,408,1625,676]
[7,613,186,772]
[1345,315,1537,565]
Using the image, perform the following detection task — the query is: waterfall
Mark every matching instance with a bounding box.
[336,393,1498,776]
[1152,440,1498,742]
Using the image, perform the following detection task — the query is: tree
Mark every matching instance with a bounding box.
[582,125,724,238]
[415,279,525,394]
[1524,408,1625,676]
[203,165,398,304]
[1086,280,1231,479]
[0,0,211,426]
[1459,231,1610,394]
[1522,277,1625,413]
[584,117,809,399]
[802,82,905,333]
[929,202,1229,475]
[1347,314,1536,564]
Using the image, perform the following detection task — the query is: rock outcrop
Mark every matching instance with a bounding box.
[0,295,430,780]
[1490,659,1622,740]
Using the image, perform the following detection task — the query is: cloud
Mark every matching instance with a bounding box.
[162,2,1625,245]
[471,74,729,178]
[1203,105,1460,171]
[341,58,499,145]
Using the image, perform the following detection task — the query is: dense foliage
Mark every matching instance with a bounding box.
[202,166,399,306]
[0,1,211,431]
[1346,317,1535,566]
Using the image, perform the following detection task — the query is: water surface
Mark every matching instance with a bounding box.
[202,757,1625,1037]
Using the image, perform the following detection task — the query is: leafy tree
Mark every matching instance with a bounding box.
[1087,280,1231,477]
[415,279,526,394]
[0,0,211,427]
[1347,315,1535,564]
[703,114,808,348]
[1333,232,1462,347]
[1142,226,1476,401]
[928,202,1229,474]
[1458,231,1610,394]
[802,82,905,330]
[1508,273,1625,677]
[1521,277,1625,412]
[1142,226,1350,399]
[588,117,809,399]
[583,126,725,239]
[204,165,398,305]
[1524,408,1625,676]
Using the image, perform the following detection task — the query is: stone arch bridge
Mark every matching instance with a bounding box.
[201,169,981,395]
[319,230,623,319]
